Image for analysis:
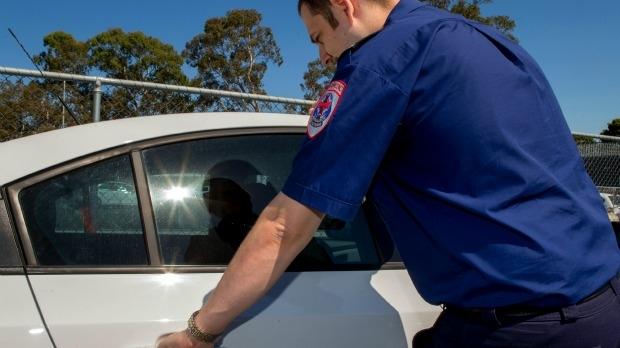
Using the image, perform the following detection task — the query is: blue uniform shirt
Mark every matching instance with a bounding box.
[283,0,620,307]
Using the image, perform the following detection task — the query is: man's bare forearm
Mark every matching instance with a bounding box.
[192,192,324,335]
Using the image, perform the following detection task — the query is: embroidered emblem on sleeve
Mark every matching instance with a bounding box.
[308,80,346,138]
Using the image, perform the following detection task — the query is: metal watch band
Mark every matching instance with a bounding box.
[187,310,221,343]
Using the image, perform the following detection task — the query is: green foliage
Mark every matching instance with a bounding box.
[0,80,61,141]
[601,119,620,137]
[31,31,92,124]
[34,31,90,75]
[425,0,518,42]
[183,9,283,112]
[21,28,195,122]
[5,9,285,125]
[88,28,188,84]
[573,134,596,145]
[88,28,193,117]
[301,59,334,101]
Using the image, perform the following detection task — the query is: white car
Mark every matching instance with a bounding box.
[0,113,440,348]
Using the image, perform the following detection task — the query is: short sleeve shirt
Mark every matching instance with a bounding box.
[282,0,620,307]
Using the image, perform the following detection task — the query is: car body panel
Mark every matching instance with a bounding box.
[0,275,54,348]
[28,270,437,347]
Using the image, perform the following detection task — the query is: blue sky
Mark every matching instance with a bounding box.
[1,0,618,134]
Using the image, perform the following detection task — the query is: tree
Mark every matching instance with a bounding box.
[0,80,59,141]
[0,80,24,142]
[183,9,283,112]
[298,59,335,114]
[29,29,194,122]
[299,58,335,107]
[601,119,620,137]
[88,28,193,118]
[33,31,92,125]
[300,0,518,99]
[34,31,90,75]
[301,59,334,101]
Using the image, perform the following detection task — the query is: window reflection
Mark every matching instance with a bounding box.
[142,134,381,270]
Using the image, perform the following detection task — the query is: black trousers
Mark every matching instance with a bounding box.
[413,275,620,348]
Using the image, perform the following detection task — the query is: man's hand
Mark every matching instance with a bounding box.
[156,330,214,348]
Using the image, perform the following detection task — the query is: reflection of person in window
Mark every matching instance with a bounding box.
[206,178,258,249]
[185,175,331,269]
[184,177,256,264]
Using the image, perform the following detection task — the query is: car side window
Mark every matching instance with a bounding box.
[142,134,380,270]
[19,155,147,266]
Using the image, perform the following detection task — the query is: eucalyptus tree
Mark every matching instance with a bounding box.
[35,31,91,75]
[423,0,517,42]
[32,31,91,125]
[183,9,283,112]
[601,119,620,137]
[88,28,193,118]
[0,80,57,141]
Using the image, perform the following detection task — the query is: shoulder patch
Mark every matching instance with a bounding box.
[308,80,346,139]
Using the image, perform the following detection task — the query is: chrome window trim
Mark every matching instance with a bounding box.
[0,267,24,275]
[22,262,405,275]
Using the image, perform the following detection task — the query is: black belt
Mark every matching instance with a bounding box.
[444,280,613,321]
[577,281,611,305]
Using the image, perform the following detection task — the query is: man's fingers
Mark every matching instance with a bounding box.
[155,332,176,348]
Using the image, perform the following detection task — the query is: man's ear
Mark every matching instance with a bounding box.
[330,0,356,21]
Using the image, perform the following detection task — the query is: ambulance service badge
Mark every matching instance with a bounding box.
[308,80,346,138]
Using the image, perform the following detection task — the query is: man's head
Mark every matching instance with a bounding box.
[298,0,396,66]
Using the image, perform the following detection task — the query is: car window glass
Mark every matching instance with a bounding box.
[19,155,147,266]
[142,134,380,270]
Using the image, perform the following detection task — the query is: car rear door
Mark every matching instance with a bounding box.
[8,128,439,348]
[0,193,54,348]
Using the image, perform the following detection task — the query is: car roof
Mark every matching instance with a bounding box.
[0,112,309,185]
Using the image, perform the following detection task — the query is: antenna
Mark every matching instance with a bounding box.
[8,28,81,125]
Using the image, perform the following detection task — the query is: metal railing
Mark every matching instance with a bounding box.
[0,66,313,141]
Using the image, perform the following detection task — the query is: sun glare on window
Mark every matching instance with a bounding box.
[164,187,190,201]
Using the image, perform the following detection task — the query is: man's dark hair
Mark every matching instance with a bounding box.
[298,0,392,29]
[298,0,340,29]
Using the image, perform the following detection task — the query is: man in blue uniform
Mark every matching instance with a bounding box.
[158,0,620,347]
